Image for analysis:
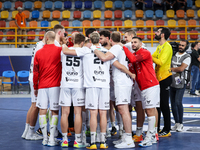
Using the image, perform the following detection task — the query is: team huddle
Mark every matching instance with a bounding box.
[21,25,178,149]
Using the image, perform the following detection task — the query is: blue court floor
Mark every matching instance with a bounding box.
[0,92,200,150]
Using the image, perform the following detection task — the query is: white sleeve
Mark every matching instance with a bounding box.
[110,57,118,65]
[75,47,91,57]
[109,46,120,58]
[183,57,191,67]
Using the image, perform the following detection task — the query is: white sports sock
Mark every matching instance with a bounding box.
[90,132,96,144]
[75,134,82,143]
[100,132,106,143]
[116,111,123,130]
[28,126,35,135]
[24,123,29,133]
[49,115,58,141]
[125,133,133,143]
[147,116,155,132]
[39,115,48,140]
[62,133,68,141]
[155,127,158,134]
[111,121,115,128]
[136,127,143,136]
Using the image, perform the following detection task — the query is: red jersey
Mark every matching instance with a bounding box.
[33,44,62,90]
[123,46,159,91]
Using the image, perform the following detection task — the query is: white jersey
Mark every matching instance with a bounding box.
[28,41,44,82]
[60,47,84,88]
[76,45,111,88]
[54,40,61,47]
[109,44,133,87]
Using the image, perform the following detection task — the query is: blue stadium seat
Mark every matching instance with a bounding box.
[94,1,102,9]
[83,10,92,19]
[124,10,132,18]
[155,10,163,18]
[45,1,53,9]
[124,0,132,9]
[64,1,72,9]
[4,1,12,10]
[72,20,81,27]
[54,1,62,9]
[145,10,154,18]
[84,1,92,9]
[187,0,193,8]
[24,1,32,10]
[75,1,82,9]
[114,1,123,9]
[32,10,40,19]
[145,0,153,8]
[41,20,49,27]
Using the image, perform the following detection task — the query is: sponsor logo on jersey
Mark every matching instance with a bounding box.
[122,99,128,102]
[66,67,78,76]
[88,103,94,107]
[53,102,58,105]
[65,77,79,82]
[60,101,65,105]
[37,103,41,107]
[77,98,85,101]
[92,76,106,82]
[94,66,104,75]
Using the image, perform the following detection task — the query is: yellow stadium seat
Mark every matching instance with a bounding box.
[52,10,60,19]
[136,20,144,27]
[176,10,185,18]
[62,10,70,19]
[12,11,18,19]
[105,1,113,8]
[1,11,9,19]
[124,20,133,27]
[135,10,144,18]
[42,10,51,19]
[104,10,112,19]
[198,10,200,18]
[167,19,176,28]
[82,20,91,27]
[92,20,101,26]
[166,10,175,18]
[93,10,101,19]
[195,0,200,7]
[186,9,194,18]
[34,1,42,9]
[51,20,60,28]
[178,19,186,27]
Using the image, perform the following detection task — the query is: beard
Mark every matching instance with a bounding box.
[155,34,161,40]
[178,48,185,53]
[101,42,108,47]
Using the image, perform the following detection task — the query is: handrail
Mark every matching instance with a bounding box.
[0,25,200,47]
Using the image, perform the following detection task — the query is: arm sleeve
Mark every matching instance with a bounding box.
[33,53,39,90]
[152,46,172,66]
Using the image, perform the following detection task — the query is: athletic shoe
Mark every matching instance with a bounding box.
[86,128,90,137]
[155,133,159,141]
[36,128,42,135]
[25,133,43,140]
[133,134,143,142]
[106,130,111,138]
[111,127,117,136]
[86,143,97,149]
[68,132,72,136]
[119,129,123,138]
[21,130,28,139]
[190,93,199,96]
[171,123,180,131]
[100,142,108,149]
[69,127,75,133]
[176,124,183,132]
[151,134,157,144]
[113,138,123,145]
[61,140,68,148]
[73,140,86,148]
[158,131,171,137]
[56,130,63,139]
[139,136,152,147]
[47,139,59,147]
[42,139,48,146]
[114,140,135,148]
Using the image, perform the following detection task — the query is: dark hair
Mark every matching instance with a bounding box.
[132,36,142,41]
[191,41,199,49]
[99,30,110,39]
[111,31,121,42]
[64,32,68,37]
[53,24,64,33]
[74,33,85,45]
[85,28,96,37]
[180,39,189,50]
[158,27,171,40]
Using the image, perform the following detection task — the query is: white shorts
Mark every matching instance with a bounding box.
[85,87,110,110]
[115,86,132,106]
[141,85,160,109]
[30,82,37,103]
[131,82,142,107]
[36,87,60,110]
[59,88,85,107]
